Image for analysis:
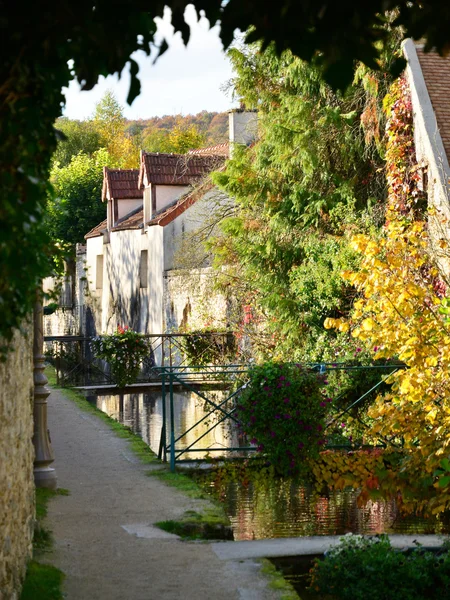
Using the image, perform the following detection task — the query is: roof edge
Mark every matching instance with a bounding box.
[403,39,450,198]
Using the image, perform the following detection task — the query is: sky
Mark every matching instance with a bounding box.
[63,6,239,121]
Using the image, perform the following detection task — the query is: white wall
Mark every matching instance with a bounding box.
[83,225,165,339]
[404,40,450,273]
[117,198,142,220]
[163,188,230,271]
[154,184,189,213]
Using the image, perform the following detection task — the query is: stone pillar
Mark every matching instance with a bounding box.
[33,299,57,488]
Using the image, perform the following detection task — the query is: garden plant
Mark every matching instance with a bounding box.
[310,534,450,600]
[236,362,330,476]
[91,326,148,387]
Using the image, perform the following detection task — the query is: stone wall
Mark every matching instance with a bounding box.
[164,268,229,332]
[0,326,35,600]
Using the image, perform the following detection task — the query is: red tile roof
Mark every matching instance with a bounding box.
[139,152,225,187]
[85,219,107,239]
[416,47,450,162]
[147,180,215,228]
[111,207,143,231]
[102,168,141,202]
[188,142,230,157]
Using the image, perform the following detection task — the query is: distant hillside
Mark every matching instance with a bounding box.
[127,111,229,149]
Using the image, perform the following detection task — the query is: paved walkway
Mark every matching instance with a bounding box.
[45,388,284,600]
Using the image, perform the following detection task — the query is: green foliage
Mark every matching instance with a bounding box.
[48,149,110,246]
[210,43,395,362]
[143,117,205,154]
[310,534,450,600]
[52,118,102,168]
[0,0,448,354]
[236,362,329,476]
[20,561,65,600]
[91,326,149,387]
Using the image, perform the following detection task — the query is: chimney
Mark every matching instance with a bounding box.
[228,108,258,157]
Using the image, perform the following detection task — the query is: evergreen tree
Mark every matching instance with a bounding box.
[210,42,398,360]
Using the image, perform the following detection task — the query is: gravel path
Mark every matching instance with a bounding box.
[45,388,284,600]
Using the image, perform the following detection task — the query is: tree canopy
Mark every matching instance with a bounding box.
[209,42,395,361]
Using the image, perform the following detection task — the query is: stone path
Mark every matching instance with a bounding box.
[44,388,285,600]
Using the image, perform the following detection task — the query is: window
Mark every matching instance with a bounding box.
[96,255,104,289]
[139,250,148,288]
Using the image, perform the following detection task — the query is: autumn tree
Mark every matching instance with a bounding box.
[143,116,205,154]
[325,77,450,514]
[93,90,140,168]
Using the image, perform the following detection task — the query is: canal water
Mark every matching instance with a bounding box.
[194,466,450,540]
[86,388,245,460]
[87,389,450,541]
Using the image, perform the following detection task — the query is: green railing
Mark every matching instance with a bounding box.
[158,362,406,471]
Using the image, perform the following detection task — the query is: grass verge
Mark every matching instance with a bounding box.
[20,487,69,600]
[148,469,233,539]
[45,365,158,465]
[20,561,65,600]
[260,559,300,600]
[34,488,69,552]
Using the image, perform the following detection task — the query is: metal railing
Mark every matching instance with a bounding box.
[157,361,406,471]
[43,332,239,387]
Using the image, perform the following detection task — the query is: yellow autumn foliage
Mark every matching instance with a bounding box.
[324,76,450,514]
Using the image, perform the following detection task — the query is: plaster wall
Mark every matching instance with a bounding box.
[117,198,142,221]
[85,235,106,335]
[154,184,188,213]
[145,226,165,334]
[163,188,230,271]
[104,229,144,333]
[83,226,165,338]
[0,326,34,600]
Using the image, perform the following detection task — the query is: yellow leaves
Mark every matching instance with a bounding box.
[323,318,349,332]
[361,317,376,331]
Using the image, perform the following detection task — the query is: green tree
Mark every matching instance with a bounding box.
[93,91,140,168]
[210,43,396,360]
[143,117,205,154]
[52,118,102,167]
[48,149,111,247]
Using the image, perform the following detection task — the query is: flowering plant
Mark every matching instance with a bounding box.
[91,326,149,387]
[236,362,330,476]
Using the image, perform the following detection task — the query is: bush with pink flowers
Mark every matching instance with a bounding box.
[236,362,330,476]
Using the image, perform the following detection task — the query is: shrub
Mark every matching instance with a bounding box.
[309,534,450,600]
[235,362,329,476]
[91,326,149,387]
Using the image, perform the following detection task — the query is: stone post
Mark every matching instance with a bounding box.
[33,299,57,488]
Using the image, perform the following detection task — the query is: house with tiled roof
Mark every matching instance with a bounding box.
[102,167,142,230]
[77,110,256,342]
[403,40,450,265]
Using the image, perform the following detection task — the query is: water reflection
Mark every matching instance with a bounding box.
[196,469,450,540]
[87,389,244,459]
